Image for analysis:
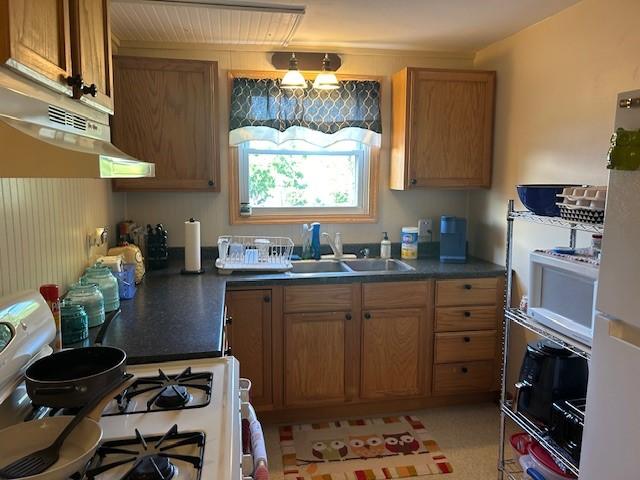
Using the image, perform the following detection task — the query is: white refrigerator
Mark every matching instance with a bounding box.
[580,90,640,479]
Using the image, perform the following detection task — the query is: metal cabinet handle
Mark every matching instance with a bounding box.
[461,367,468,374]
[463,284,472,290]
[66,74,83,88]
[345,313,352,320]
[224,348,232,356]
[463,311,471,317]
[81,83,97,97]
[263,295,271,303]
[226,316,233,325]
[410,178,417,186]
[463,336,471,343]
[208,180,214,186]
[364,312,371,319]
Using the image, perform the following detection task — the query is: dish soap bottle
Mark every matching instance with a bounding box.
[380,231,391,259]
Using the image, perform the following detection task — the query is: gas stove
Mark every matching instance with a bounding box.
[0,356,242,480]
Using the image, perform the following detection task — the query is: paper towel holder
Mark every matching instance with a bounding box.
[181,217,205,275]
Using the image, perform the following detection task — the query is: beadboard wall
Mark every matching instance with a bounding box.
[0,179,124,297]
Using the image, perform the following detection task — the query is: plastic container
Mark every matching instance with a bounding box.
[401,227,419,259]
[380,232,391,259]
[114,264,137,300]
[509,432,533,460]
[83,264,120,312]
[66,283,105,328]
[60,302,89,345]
[528,443,577,479]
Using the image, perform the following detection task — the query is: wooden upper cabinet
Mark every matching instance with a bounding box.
[391,67,495,189]
[69,0,113,113]
[0,0,73,95]
[111,56,220,192]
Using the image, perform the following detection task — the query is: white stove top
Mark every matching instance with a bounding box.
[99,357,241,480]
[0,356,242,480]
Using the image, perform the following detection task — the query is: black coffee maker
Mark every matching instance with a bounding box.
[516,339,588,426]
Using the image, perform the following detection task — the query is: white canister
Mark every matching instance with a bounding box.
[401,227,419,259]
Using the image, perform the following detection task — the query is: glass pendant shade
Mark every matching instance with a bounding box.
[281,53,307,89]
[313,53,340,90]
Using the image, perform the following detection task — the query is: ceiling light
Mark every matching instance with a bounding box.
[280,53,307,89]
[313,53,340,90]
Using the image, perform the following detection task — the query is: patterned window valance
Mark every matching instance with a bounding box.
[229,77,382,147]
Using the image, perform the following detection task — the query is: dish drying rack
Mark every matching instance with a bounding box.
[215,235,294,274]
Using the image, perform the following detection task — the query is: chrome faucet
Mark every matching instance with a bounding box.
[322,232,343,259]
[359,247,370,259]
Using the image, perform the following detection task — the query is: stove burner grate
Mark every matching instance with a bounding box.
[85,425,204,480]
[115,367,212,413]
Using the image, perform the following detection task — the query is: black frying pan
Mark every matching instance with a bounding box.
[25,346,127,408]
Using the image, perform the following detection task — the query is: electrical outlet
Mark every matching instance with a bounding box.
[418,218,433,238]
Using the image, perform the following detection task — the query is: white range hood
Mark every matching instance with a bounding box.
[0,85,155,179]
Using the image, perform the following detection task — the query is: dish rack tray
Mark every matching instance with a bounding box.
[215,235,294,274]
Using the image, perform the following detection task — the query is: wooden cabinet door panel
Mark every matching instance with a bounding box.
[435,306,498,332]
[2,0,73,94]
[408,69,494,187]
[434,330,497,364]
[111,56,219,191]
[362,281,429,309]
[433,361,494,395]
[226,289,272,407]
[435,277,499,307]
[70,0,113,112]
[361,308,425,398]
[284,284,353,313]
[284,311,347,406]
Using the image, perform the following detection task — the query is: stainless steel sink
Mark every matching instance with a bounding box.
[342,258,415,272]
[290,260,353,274]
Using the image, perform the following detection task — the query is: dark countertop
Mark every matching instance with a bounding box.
[71,256,504,365]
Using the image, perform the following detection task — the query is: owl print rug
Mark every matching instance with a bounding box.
[279,415,453,479]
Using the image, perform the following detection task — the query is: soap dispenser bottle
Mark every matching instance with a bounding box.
[311,222,321,260]
[380,231,391,259]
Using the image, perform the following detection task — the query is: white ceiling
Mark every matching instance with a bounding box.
[112,0,582,52]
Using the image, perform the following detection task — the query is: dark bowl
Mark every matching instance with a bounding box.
[516,184,580,217]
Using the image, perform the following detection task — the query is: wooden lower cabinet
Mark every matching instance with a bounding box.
[284,311,351,406]
[361,308,426,398]
[227,277,502,419]
[225,289,273,408]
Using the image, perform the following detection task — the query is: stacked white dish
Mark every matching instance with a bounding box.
[556,186,607,224]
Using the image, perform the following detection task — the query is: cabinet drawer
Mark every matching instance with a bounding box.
[435,306,498,332]
[363,281,429,309]
[433,361,495,395]
[284,284,353,313]
[436,277,499,307]
[434,330,497,363]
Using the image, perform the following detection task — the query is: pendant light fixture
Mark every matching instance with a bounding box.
[280,53,307,89]
[313,53,340,90]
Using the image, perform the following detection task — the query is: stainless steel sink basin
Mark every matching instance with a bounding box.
[342,259,415,272]
[290,260,353,274]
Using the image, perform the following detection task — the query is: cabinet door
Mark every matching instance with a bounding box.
[1,0,73,94]
[226,290,273,408]
[69,0,113,113]
[408,69,494,188]
[284,311,349,406]
[361,308,426,398]
[111,56,220,191]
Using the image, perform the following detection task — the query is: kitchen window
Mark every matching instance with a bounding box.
[228,74,381,224]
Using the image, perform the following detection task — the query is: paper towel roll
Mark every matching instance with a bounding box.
[184,218,202,272]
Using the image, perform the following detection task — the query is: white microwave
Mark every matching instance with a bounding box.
[528,251,599,346]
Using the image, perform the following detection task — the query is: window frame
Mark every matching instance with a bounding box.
[238,141,370,217]
[227,70,381,225]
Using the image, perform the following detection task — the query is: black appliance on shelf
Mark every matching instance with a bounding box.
[516,340,589,426]
[550,397,586,464]
[147,223,169,270]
